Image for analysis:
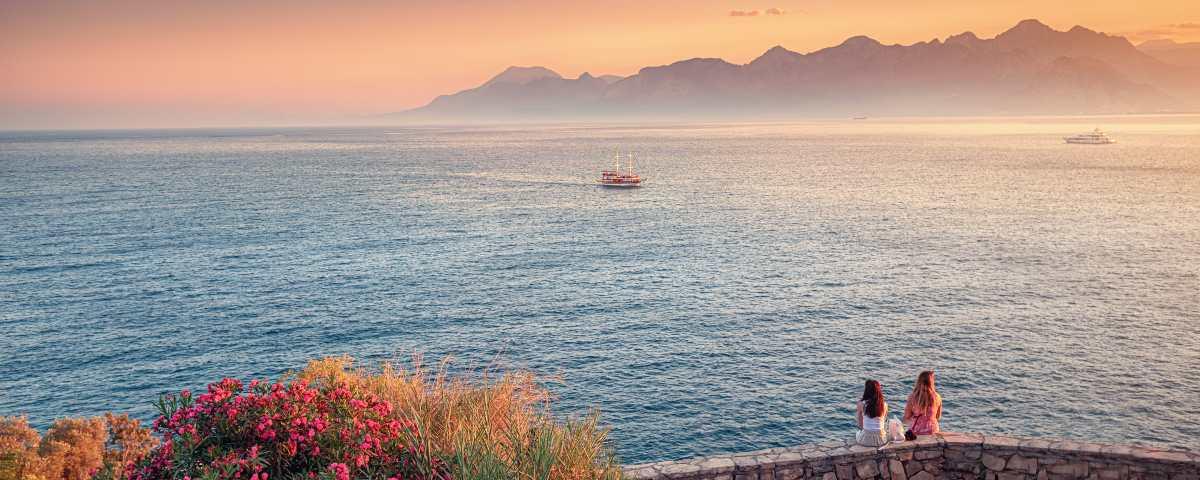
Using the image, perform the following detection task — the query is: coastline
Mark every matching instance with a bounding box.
[623,433,1199,480]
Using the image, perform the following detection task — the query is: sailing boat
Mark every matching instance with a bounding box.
[598,153,643,188]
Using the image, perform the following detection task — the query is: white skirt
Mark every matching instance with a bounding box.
[856,428,887,447]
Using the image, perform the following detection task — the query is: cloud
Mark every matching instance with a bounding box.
[1120,22,1200,41]
[729,8,786,17]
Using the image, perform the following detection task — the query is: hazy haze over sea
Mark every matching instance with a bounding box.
[2,117,1199,462]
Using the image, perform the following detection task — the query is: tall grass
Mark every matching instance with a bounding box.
[294,356,623,480]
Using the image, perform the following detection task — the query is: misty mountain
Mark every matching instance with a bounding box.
[397,19,1198,121]
[1139,39,1200,68]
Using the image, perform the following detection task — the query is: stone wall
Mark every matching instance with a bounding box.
[623,434,1199,480]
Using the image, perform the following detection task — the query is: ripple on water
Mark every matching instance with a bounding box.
[1,124,1200,461]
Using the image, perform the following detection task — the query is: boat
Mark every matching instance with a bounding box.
[1064,128,1115,144]
[598,153,643,188]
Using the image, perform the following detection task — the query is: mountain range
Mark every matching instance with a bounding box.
[394,19,1200,121]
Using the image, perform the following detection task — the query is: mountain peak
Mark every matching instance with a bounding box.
[839,35,882,48]
[483,66,562,87]
[1000,19,1056,39]
[946,31,980,45]
[578,72,594,80]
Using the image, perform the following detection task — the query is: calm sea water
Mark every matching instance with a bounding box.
[2,119,1199,463]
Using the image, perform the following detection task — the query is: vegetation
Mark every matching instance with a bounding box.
[0,356,622,480]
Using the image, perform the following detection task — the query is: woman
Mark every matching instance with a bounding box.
[903,370,943,436]
[855,379,889,447]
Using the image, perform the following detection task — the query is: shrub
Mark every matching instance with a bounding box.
[5,356,622,480]
[296,356,622,480]
[128,377,445,480]
[0,414,154,480]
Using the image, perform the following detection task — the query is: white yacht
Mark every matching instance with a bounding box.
[1064,128,1115,144]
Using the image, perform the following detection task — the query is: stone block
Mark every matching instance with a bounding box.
[998,472,1027,480]
[986,436,1023,450]
[946,448,982,461]
[837,463,854,480]
[856,460,880,479]
[660,462,702,477]
[1007,456,1039,475]
[1047,462,1089,479]
[823,471,838,480]
[916,450,944,461]
[889,460,907,480]
[1142,451,1193,464]
[942,432,986,447]
[775,451,807,467]
[983,454,1008,471]
[910,471,935,480]
[698,457,737,473]
[906,462,924,476]
[775,466,803,480]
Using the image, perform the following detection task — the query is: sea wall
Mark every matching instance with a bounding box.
[622,433,1199,480]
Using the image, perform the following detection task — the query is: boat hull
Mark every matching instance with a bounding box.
[598,182,641,188]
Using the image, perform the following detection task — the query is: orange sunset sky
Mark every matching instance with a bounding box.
[2,0,1198,129]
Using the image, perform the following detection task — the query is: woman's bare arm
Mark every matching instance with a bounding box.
[856,401,864,429]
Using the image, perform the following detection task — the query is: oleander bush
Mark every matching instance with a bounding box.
[0,356,622,480]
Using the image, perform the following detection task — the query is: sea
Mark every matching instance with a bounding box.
[2,117,1198,463]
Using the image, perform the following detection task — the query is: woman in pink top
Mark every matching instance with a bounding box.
[903,370,942,435]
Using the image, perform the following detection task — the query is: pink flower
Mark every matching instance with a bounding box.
[328,463,350,480]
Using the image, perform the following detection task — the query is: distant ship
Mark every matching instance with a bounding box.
[598,153,642,188]
[1064,128,1115,144]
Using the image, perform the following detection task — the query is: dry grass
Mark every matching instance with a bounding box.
[0,414,154,480]
[294,355,623,480]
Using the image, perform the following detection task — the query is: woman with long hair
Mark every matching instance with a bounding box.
[903,370,943,436]
[855,379,889,446]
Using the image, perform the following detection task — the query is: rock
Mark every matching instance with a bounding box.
[659,462,701,476]
[698,456,737,473]
[983,454,1008,471]
[889,459,907,480]
[857,460,880,478]
[837,463,854,480]
[1047,462,1089,478]
[998,472,1027,480]
[910,471,936,480]
[1007,455,1039,475]
[824,471,838,480]
[916,450,943,460]
[906,462,924,476]
[1037,469,1048,480]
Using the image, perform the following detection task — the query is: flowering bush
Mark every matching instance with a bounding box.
[4,356,621,480]
[129,377,447,480]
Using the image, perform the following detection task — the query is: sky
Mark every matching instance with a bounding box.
[2,0,1199,129]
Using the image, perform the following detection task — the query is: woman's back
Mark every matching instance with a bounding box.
[860,401,885,432]
[906,393,940,435]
